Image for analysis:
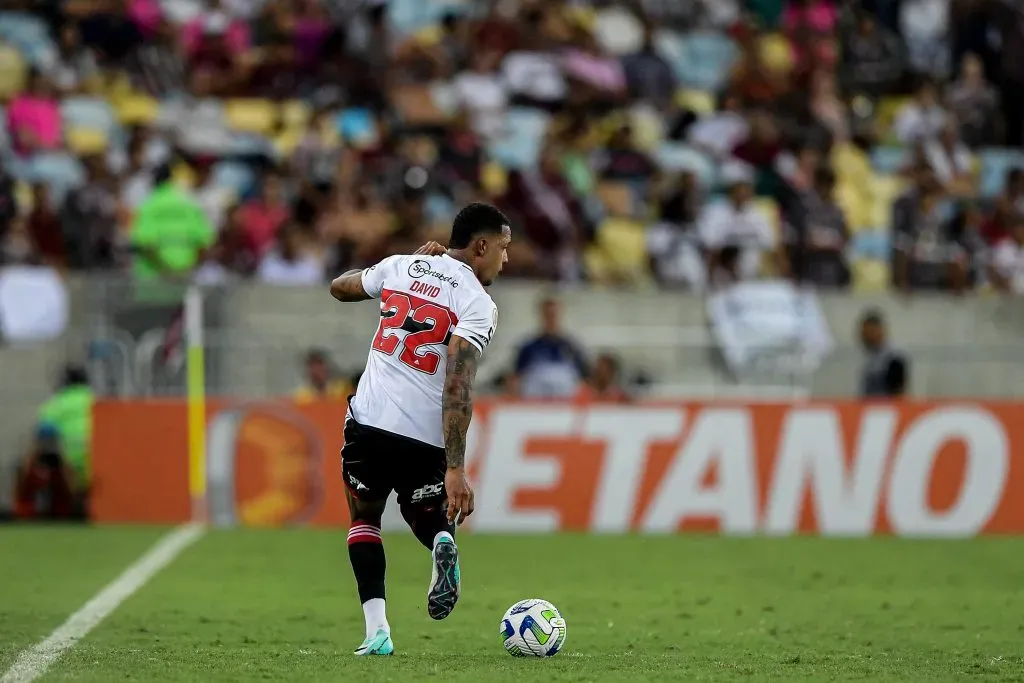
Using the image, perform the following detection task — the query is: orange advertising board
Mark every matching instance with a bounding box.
[92,399,1024,536]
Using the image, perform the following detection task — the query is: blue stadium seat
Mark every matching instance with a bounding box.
[870,146,908,175]
[654,143,716,187]
[486,107,551,170]
[657,30,738,92]
[20,152,86,204]
[0,13,54,66]
[978,148,1024,198]
[62,97,118,136]
[211,161,256,197]
[390,0,469,34]
[850,229,892,261]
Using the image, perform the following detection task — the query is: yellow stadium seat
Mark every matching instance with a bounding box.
[585,217,649,284]
[481,161,507,197]
[759,33,794,75]
[870,174,907,228]
[66,127,109,155]
[851,258,891,293]
[675,89,715,115]
[831,142,871,187]
[0,43,26,100]
[877,96,911,140]
[115,94,159,125]
[225,99,278,135]
[15,180,32,212]
[752,197,781,239]
[274,129,304,157]
[835,182,871,233]
[280,100,311,129]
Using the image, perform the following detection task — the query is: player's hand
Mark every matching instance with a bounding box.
[414,241,446,256]
[444,466,475,525]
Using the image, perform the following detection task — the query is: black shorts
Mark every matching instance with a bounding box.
[341,416,447,507]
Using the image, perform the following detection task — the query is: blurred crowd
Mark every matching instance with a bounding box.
[1,0,1024,293]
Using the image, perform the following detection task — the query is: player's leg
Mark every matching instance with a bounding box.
[396,448,460,621]
[341,422,394,656]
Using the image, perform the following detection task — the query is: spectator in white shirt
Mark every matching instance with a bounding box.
[922,119,976,197]
[257,223,324,285]
[698,161,784,286]
[989,215,1024,294]
[190,157,234,232]
[453,50,509,141]
[893,78,949,144]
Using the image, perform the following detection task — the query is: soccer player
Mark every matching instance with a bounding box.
[329,203,511,656]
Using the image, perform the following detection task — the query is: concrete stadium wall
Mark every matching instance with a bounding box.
[1,278,1022,509]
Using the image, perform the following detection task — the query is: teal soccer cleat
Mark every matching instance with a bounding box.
[353,629,394,656]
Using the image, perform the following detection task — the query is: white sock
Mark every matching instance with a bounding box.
[433,530,455,548]
[362,598,389,639]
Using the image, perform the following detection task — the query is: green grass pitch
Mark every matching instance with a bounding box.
[1,527,1023,682]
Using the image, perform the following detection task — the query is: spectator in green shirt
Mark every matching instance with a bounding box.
[131,164,215,280]
[37,364,93,491]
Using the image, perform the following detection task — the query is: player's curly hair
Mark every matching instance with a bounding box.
[449,203,510,249]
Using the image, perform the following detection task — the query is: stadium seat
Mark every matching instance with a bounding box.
[870,146,909,175]
[627,104,664,151]
[752,197,781,243]
[836,182,871,232]
[337,108,378,147]
[224,99,277,135]
[585,217,649,284]
[870,175,907,228]
[211,161,256,197]
[978,148,1024,198]
[0,13,53,66]
[593,6,644,55]
[851,258,891,293]
[876,96,911,141]
[658,30,738,92]
[481,161,508,197]
[114,94,160,126]
[850,229,892,261]
[62,97,118,136]
[759,33,794,75]
[22,152,85,204]
[0,41,26,100]
[654,143,716,187]
[280,100,311,129]
[674,89,715,116]
[65,127,109,155]
[486,108,551,170]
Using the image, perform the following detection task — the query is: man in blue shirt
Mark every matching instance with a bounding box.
[512,297,588,398]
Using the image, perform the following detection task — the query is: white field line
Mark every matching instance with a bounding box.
[1,523,205,683]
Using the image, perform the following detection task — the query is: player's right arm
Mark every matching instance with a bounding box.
[329,269,371,302]
[330,243,446,302]
[441,336,480,525]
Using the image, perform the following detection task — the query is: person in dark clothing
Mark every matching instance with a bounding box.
[858,309,909,398]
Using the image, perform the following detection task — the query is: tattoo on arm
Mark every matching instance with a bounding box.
[329,269,371,302]
[442,336,480,469]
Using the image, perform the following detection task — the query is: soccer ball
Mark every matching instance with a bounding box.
[499,598,567,657]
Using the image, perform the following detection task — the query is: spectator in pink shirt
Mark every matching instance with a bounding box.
[238,170,290,258]
[7,70,62,157]
[783,0,838,65]
[127,0,162,39]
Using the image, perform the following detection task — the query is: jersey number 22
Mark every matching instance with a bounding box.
[371,291,455,375]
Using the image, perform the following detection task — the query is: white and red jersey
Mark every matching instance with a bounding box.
[348,253,498,448]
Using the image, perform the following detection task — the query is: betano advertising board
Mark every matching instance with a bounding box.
[91,399,1022,536]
